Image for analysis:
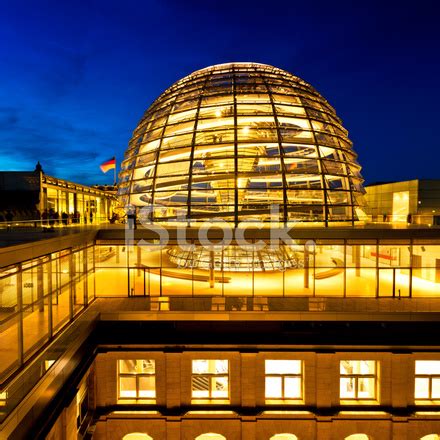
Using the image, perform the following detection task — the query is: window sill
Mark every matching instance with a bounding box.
[340,399,379,405]
[265,399,304,405]
[191,399,230,405]
[414,400,440,406]
[117,399,156,405]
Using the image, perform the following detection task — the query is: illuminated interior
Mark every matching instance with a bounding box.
[118,359,156,400]
[392,191,410,223]
[340,360,377,401]
[415,361,440,401]
[265,360,302,402]
[118,62,366,226]
[192,360,229,401]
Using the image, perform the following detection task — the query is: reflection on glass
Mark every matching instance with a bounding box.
[118,359,156,400]
[192,359,229,400]
[118,63,366,225]
[340,360,377,400]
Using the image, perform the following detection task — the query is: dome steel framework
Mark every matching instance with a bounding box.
[118,62,365,226]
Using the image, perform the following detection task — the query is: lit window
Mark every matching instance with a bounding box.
[192,360,229,400]
[195,434,226,440]
[340,361,377,401]
[122,434,153,440]
[415,361,440,401]
[265,360,302,401]
[0,391,7,407]
[118,360,155,400]
[270,434,298,440]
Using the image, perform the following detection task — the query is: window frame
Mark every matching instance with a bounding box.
[191,359,230,402]
[339,360,378,402]
[264,359,303,403]
[415,360,440,402]
[117,359,156,402]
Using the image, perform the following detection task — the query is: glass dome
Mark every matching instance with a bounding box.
[118,62,365,226]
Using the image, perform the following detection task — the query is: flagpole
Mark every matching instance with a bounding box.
[113,156,116,186]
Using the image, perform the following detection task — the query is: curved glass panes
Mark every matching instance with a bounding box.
[119,62,366,225]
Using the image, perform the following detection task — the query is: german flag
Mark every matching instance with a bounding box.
[100,157,116,173]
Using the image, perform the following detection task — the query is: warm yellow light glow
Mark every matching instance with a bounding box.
[392,191,410,223]
[270,435,298,440]
[345,435,370,440]
[118,63,365,226]
[118,360,156,400]
[265,360,302,401]
[45,360,55,370]
[415,361,440,400]
[340,361,377,400]
[122,434,153,440]
[192,360,229,400]
[195,434,226,440]
[0,391,7,406]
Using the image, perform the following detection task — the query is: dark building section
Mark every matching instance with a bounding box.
[0,163,117,224]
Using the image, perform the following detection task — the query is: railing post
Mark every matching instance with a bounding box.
[17,263,24,366]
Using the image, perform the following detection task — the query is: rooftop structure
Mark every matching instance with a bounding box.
[118,63,365,226]
[1,64,440,440]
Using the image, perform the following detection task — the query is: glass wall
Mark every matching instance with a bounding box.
[93,238,440,300]
[1,236,440,381]
[0,243,95,382]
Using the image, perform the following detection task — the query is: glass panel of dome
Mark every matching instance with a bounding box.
[237,115,276,127]
[272,94,301,105]
[201,95,233,106]
[161,133,193,150]
[167,108,197,124]
[136,152,156,167]
[148,115,168,130]
[235,93,271,104]
[238,127,278,142]
[283,144,317,157]
[193,143,235,158]
[172,98,199,113]
[143,128,163,143]
[156,161,190,178]
[236,103,273,115]
[198,105,233,119]
[195,129,234,145]
[131,180,153,194]
[163,120,195,137]
[287,189,324,204]
[197,117,234,131]
[139,139,161,154]
[274,104,306,116]
[278,117,311,130]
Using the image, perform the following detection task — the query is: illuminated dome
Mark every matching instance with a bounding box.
[118,62,365,225]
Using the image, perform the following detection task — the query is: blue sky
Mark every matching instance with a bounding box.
[0,0,439,185]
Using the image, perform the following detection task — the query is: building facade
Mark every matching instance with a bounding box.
[0,63,440,440]
[0,164,117,224]
[364,180,440,226]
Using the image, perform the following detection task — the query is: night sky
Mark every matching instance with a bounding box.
[0,0,439,186]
